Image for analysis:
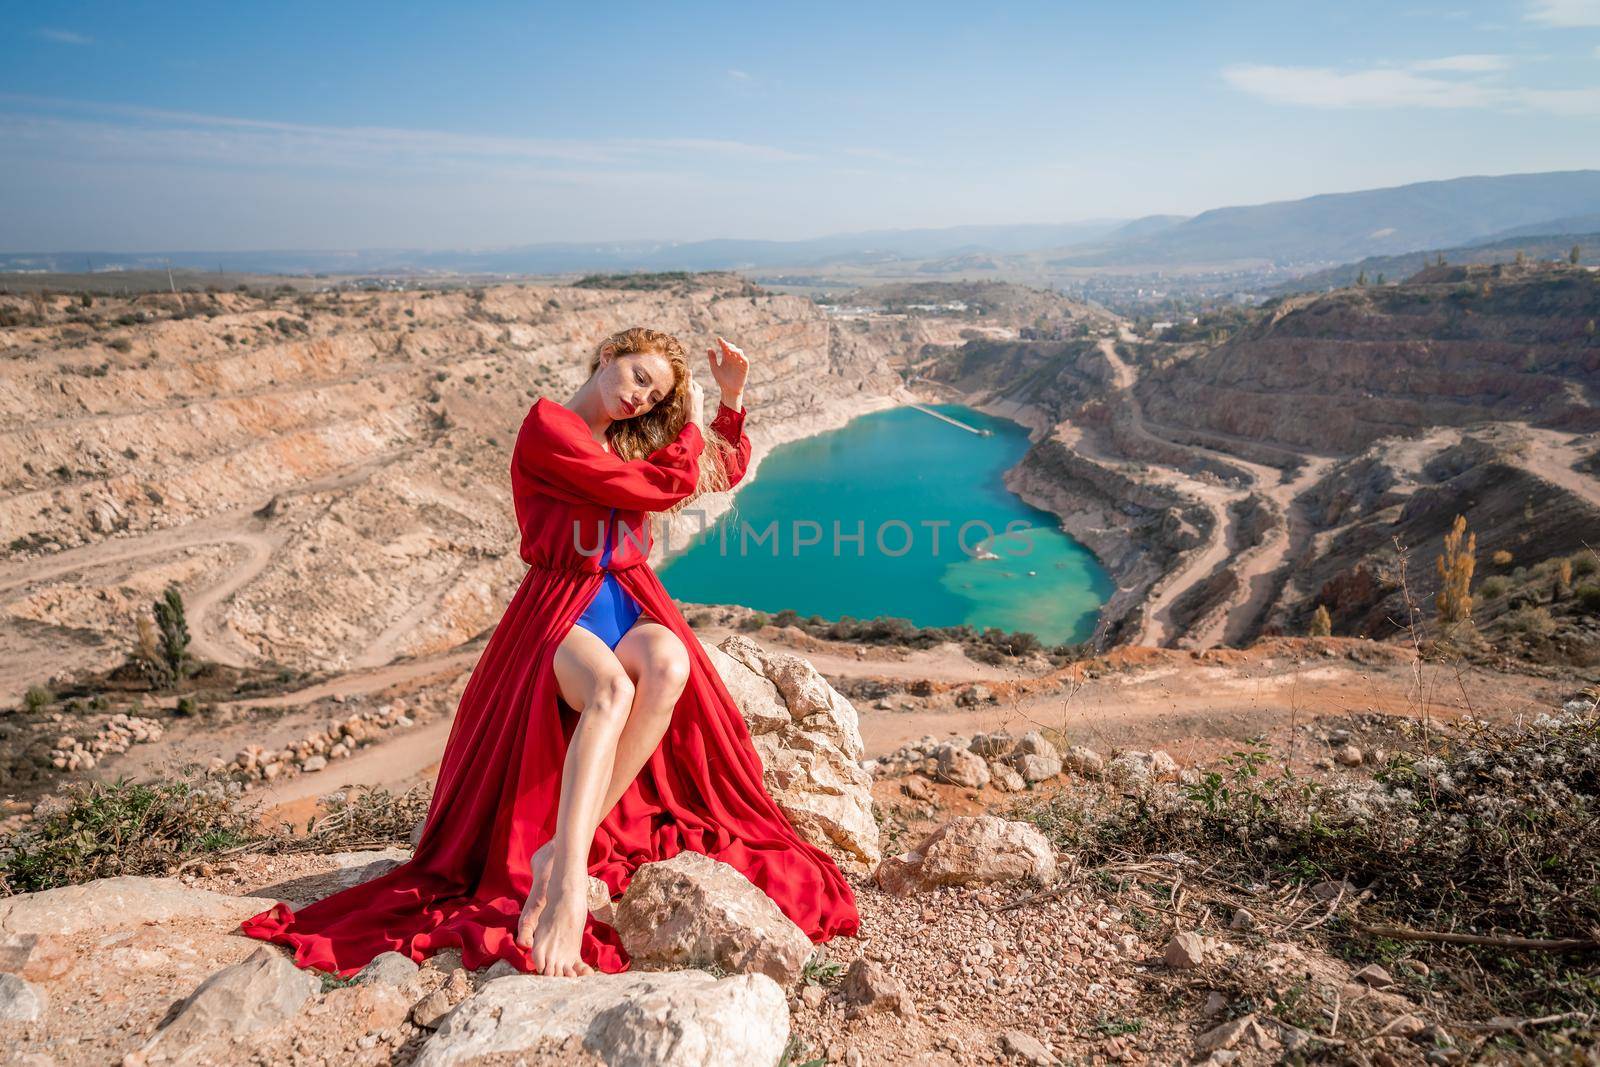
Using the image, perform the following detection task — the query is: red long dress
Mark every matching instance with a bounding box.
[238,396,862,975]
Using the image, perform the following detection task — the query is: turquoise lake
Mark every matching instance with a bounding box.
[657,404,1113,646]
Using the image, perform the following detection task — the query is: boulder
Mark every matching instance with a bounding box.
[0,876,283,936]
[715,636,861,758]
[999,1030,1053,1065]
[1010,731,1060,761]
[874,815,1057,895]
[841,958,915,1019]
[709,638,879,868]
[968,731,1015,758]
[1063,745,1105,778]
[988,761,1026,792]
[1009,753,1062,784]
[1196,1013,1272,1053]
[588,874,617,925]
[1107,749,1180,786]
[415,970,788,1067]
[1107,751,1152,786]
[931,742,991,788]
[954,684,993,707]
[612,851,814,986]
[354,950,421,986]
[137,946,319,1062]
[1164,931,1207,969]
[1353,963,1394,989]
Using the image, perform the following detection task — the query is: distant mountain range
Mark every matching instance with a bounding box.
[5,169,1599,278]
[1047,170,1600,268]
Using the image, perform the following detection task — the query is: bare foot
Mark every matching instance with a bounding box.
[514,841,556,950]
[528,869,593,977]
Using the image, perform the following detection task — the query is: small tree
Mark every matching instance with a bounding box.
[1308,604,1332,637]
[133,615,174,688]
[1515,250,1527,267]
[1554,558,1573,601]
[152,583,195,680]
[1356,270,1367,286]
[1571,245,1581,265]
[1435,514,1476,624]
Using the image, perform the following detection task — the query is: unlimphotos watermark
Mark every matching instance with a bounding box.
[571,509,1037,559]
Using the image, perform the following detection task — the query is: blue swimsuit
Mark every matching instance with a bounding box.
[573,505,646,649]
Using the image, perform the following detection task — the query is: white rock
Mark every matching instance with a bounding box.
[612,851,814,986]
[415,970,788,1067]
[874,815,1056,895]
[0,876,283,936]
[138,946,319,1061]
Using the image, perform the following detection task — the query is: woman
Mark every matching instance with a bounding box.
[239,326,861,978]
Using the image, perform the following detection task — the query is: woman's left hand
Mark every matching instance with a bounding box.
[706,336,750,406]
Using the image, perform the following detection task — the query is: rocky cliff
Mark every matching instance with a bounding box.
[0,278,987,683]
[1137,263,1600,453]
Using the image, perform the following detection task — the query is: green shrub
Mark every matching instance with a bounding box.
[0,777,256,893]
[1503,605,1557,636]
[1005,710,1600,1025]
[153,584,196,679]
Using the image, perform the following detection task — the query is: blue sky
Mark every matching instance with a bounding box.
[3,0,1599,251]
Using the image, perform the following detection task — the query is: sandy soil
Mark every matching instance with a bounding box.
[79,625,1559,835]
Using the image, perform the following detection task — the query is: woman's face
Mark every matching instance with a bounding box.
[602,349,676,422]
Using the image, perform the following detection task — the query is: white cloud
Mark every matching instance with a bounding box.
[0,96,815,176]
[1221,64,1500,109]
[1525,0,1600,26]
[1222,58,1600,115]
[727,69,750,81]
[1410,53,1513,71]
[36,28,93,45]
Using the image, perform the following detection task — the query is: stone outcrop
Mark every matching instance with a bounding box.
[874,815,1058,895]
[414,970,789,1067]
[0,875,283,936]
[1137,268,1600,454]
[137,945,320,1063]
[709,635,879,869]
[611,851,815,986]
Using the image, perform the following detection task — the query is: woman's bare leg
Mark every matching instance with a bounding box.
[518,617,692,949]
[599,617,692,813]
[515,624,635,976]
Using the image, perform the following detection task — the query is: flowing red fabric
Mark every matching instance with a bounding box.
[239,397,861,976]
